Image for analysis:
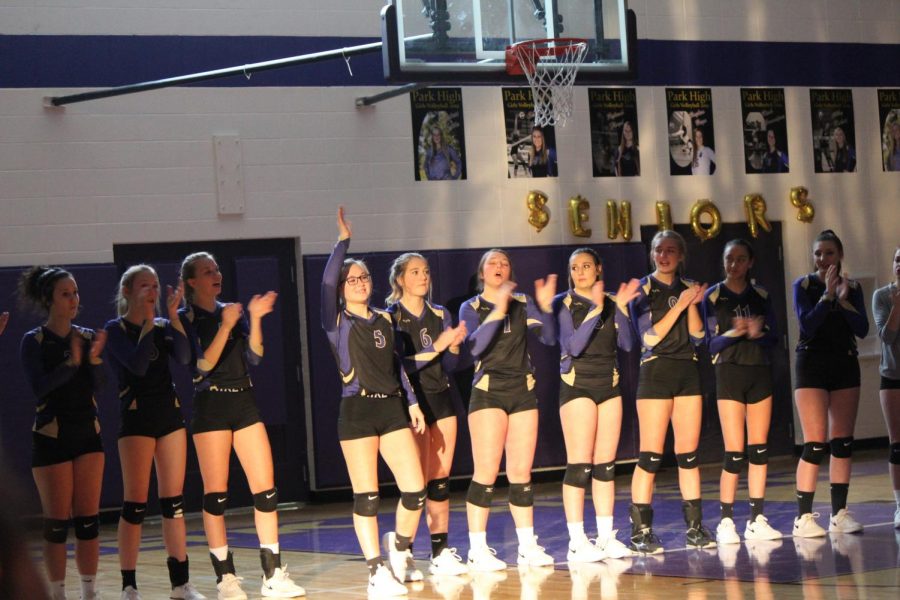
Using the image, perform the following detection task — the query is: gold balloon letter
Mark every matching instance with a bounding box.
[743,194,772,238]
[606,200,633,241]
[690,199,722,241]
[527,190,550,232]
[568,196,591,238]
[655,201,673,231]
[789,186,815,223]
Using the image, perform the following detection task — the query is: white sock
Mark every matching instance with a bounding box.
[210,545,229,561]
[596,515,614,537]
[48,581,65,600]
[261,542,279,554]
[80,575,96,597]
[894,489,900,508]
[469,530,487,550]
[567,521,586,543]
[516,526,535,549]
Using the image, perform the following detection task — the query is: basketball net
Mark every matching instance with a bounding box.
[507,38,588,127]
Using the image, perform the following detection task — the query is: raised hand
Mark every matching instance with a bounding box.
[166,282,184,320]
[615,278,641,312]
[591,280,606,310]
[248,291,278,319]
[676,286,698,311]
[493,281,517,315]
[731,316,750,337]
[824,265,839,297]
[0,311,8,336]
[745,316,765,339]
[337,206,352,240]
[534,274,558,313]
[836,270,850,301]
[451,320,468,347]
[69,332,84,366]
[89,329,107,361]
[691,283,709,305]
[221,302,243,328]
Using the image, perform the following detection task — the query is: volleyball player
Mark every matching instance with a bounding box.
[322,207,427,598]
[628,230,714,553]
[554,248,640,562]
[458,249,558,570]
[179,254,305,599]
[792,230,869,537]
[18,266,107,600]
[386,253,469,577]
[104,265,205,599]
[702,240,782,544]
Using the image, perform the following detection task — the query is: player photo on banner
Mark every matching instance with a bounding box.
[502,87,558,178]
[666,88,715,176]
[810,89,856,173]
[410,87,467,181]
[878,89,900,172]
[588,88,640,177]
[741,88,789,174]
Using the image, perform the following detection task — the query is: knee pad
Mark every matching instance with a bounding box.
[722,451,746,474]
[42,518,69,544]
[253,487,278,513]
[830,437,853,459]
[747,444,769,465]
[353,492,380,517]
[159,495,185,519]
[73,514,99,540]
[637,451,663,473]
[121,501,148,525]
[563,463,592,488]
[676,450,699,470]
[801,442,827,465]
[508,482,534,507]
[427,477,450,502]
[400,489,426,511]
[592,461,616,482]
[890,443,900,465]
[466,481,495,508]
[203,491,228,516]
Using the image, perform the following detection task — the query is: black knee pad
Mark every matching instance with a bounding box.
[353,492,380,517]
[637,451,663,473]
[159,495,185,519]
[890,443,900,465]
[801,442,827,465]
[73,514,99,540]
[203,491,228,516]
[253,487,278,513]
[508,482,534,507]
[427,477,450,502]
[747,444,769,465]
[593,461,616,482]
[830,437,853,459]
[400,489,426,511]
[563,463,592,488]
[43,518,69,544]
[676,450,699,470]
[466,481,495,508]
[121,501,148,525]
[722,451,746,474]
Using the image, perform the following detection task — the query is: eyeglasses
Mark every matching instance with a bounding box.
[344,274,371,286]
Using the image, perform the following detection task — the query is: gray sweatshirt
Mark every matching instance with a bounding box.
[873,284,899,379]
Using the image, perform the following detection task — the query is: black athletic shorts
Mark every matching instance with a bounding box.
[715,363,773,405]
[794,352,861,391]
[468,378,538,415]
[636,357,701,400]
[418,388,457,426]
[559,376,620,406]
[120,396,185,439]
[192,389,261,434]
[338,394,411,441]
[32,418,104,468]
[881,376,900,390]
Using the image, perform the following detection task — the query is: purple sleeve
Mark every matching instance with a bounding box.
[525,295,556,346]
[439,308,460,374]
[839,283,870,338]
[164,319,191,365]
[555,295,576,357]
[460,300,501,358]
[756,294,780,348]
[321,238,348,344]
[238,315,262,366]
[19,333,77,399]
[794,277,830,338]
[104,320,154,376]
[397,358,419,407]
[614,300,635,352]
[703,287,739,355]
[630,285,655,348]
[559,297,602,358]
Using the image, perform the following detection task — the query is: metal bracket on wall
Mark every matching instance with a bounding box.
[356,83,431,107]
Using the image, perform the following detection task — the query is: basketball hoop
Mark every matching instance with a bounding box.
[506,38,588,127]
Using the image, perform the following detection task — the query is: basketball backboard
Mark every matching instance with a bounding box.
[382,0,637,83]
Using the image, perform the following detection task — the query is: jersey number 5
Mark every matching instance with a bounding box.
[373,330,386,349]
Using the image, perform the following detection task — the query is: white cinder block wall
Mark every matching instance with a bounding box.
[1,0,898,439]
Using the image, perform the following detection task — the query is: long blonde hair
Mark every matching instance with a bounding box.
[650,230,687,275]
[116,264,159,316]
[386,252,430,305]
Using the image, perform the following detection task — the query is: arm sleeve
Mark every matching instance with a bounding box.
[703,290,740,355]
[178,312,203,376]
[561,299,603,358]
[397,358,419,407]
[321,238,349,340]
[238,315,262,366]
[526,295,557,346]
[631,288,657,349]
[20,333,77,399]
[756,294,780,348]
[104,321,154,377]
[794,278,831,338]
[614,301,635,352]
[874,288,899,345]
[165,319,192,366]
[439,309,460,374]
[460,301,502,358]
[838,284,869,338]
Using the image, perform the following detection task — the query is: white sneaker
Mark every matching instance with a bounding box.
[367,564,407,598]
[261,566,306,597]
[716,517,741,545]
[744,515,783,541]
[216,574,247,600]
[120,587,141,600]
[429,547,468,576]
[171,582,207,600]
[382,532,424,582]
[595,532,632,559]
[828,508,863,533]
[566,537,605,563]
[792,512,826,538]
[467,545,507,572]
[516,538,554,567]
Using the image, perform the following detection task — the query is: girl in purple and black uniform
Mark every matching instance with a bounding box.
[104,265,205,600]
[18,266,107,600]
[702,240,783,545]
[458,249,557,570]
[628,230,712,553]
[386,253,468,577]
[554,248,640,563]
[792,230,869,538]
[322,208,427,599]
[179,254,304,600]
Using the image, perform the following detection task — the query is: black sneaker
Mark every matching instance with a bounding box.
[685,524,716,549]
[630,527,664,554]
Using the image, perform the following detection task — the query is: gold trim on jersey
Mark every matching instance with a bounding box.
[341,368,355,384]
[526,373,536,391]
[33,416,59,439]
[707,285,721,304]
[643,328,661,348]
[427,304,444,319]
[561,368,576,386]
[526,318,542,327]
[474,374,490,391]
[612,367,620,388]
